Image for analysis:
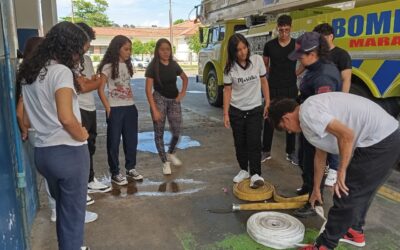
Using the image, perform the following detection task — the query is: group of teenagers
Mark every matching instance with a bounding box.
[224,14,400,250]
[15,14,400,250]
[16,21,187,250]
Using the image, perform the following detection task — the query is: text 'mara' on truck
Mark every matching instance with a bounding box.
[196,0,400,112]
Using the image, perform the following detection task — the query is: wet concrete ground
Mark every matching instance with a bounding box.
[30,74,400,250]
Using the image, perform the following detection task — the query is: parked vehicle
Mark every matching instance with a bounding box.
[131,57,149,69]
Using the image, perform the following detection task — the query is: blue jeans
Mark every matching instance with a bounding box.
[35,144,89,250]
[106,105,138,175]
[327,154,339,171]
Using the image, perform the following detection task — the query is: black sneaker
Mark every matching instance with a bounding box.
[261,151,272,163]
[296,186,309,196]
[293,202,317,218]
[286,152,299,166]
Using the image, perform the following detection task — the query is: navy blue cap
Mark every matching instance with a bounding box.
[288,32,321,60]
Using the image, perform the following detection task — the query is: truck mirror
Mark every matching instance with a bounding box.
[199,27,204,44]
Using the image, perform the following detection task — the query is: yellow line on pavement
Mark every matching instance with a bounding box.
[378,186,400,203]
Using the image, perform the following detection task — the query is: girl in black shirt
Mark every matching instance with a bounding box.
[145,38,188,175]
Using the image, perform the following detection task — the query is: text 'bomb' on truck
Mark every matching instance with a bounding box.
[195,0,400,110]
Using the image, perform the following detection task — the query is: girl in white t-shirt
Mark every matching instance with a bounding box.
[223,33,270,189]
[17,21,90,250]
[97,35,142,186]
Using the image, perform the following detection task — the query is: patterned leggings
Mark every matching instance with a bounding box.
[152,91,182,162]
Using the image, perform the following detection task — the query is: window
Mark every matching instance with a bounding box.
[234,25,247,33]
[219,26,225,41]
[211,27,219,43]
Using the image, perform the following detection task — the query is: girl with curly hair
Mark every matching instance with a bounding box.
[97,35,142,185]
[17,21,90,250]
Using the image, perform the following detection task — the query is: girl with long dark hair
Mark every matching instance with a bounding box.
[97,35,142,185]
[17,21,90,250]
[145,38,188,175]
[223,33,270,188]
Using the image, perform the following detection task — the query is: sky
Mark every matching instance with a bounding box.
[56,0,200,27]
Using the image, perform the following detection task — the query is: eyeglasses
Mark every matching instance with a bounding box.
[278,28,290,33]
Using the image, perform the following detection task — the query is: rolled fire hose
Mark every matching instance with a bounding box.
[247,211,305,249]
[232,179,308,211]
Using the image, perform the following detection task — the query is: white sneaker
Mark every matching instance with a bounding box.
[87,194,94,206]
[250,174,265,189]
[233,170,250,183]
[163,162,172,175]
[81,247,90,250]
[325,168,337,187]
[50,209,56,222]
[84,211,98,223]
[88,178,112,193]
[167,153,182,166]
[51,210,98,223]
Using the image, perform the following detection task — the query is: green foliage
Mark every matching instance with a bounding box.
[61,0,112,27]
[188,31,202,54]
[132,40,156,59]
[173,19,185,25]
[132,40,144,56]
[144,40,156,55]
[91,54,101,62]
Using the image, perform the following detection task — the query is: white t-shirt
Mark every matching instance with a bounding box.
[78,55,96,111]
[22,61,86,147]
[101,63,134,107]
[300,92,399,154]
[223,54,267,111]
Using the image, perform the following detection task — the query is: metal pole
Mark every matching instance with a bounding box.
[169,0,173,51]
[71,0,74,23]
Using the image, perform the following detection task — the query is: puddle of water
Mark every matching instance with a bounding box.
[137,131,201,154]
[107,177,206,198]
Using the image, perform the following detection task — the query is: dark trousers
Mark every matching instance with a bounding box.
[262,86,297,154]
[317,129,400,249]
[299,133,325,194]
[229,105,263,176]
[35,145,89,250]
[152,91,182,163]
[80,109,97,182]
[327,153,339,171]
[107,105,138,175]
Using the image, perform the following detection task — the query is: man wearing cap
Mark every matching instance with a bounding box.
[288,32,342,218]
[268,92,400,250]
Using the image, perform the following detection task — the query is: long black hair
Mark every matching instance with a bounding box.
[149,38,173,84]
[97,35,133,80]
[305,35,330,61]
[17,22,89,90]
[224,33,251,75]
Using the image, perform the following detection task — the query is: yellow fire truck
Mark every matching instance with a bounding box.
[196,0,400,108]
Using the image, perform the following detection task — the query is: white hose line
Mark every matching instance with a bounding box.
[247,212,305,249]
[315,206,327,234]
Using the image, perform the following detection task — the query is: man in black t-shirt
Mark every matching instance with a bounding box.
[313,23,352,93]
[262,14,298,165]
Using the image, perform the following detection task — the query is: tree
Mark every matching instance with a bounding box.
[187,32,202,54]
[173,19,185,25]
[143,40,156,57]
[132,40,144,58]
[62,0,113,27]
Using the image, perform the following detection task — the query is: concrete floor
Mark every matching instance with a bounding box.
[30,75,400,250]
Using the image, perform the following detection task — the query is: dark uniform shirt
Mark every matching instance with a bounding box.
[299,59,342,103]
